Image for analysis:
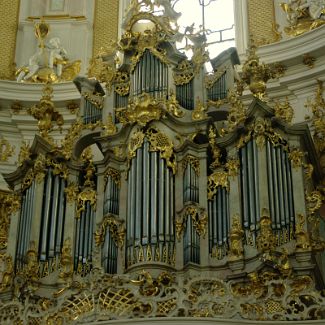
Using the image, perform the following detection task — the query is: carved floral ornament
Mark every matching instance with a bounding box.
[2,265,325,322]
[175,204,208,240]
[127,127,177,174]
[181,155,200,176]
[95,215,126,248]
[0,191,20,250]
[115,91,183,126]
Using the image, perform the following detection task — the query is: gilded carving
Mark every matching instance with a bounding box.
[182,155,200,176]
[76,160,97,218]
[305,189,323,215]
[166,91,184,118]
[64,182,79,204]
[228,214,244,260]
[118,93,165,127]
[0,191,20,249]
[226,158,240,177]
[208,126,221,169]
[207,171,229,200]
[95,215,125,248]
[241,43,285,100]
[0,138,15,162]
[58,238,74,285]
[173,60,194,85]
[28,84,64,144]
[104,168,121,188]
[82,90,104,109]
[305,80,325,176]
[222,90,247,134]
[114,72,130,97]
[176,205,208,240]
[0,254,14,292]
[295,214,311,251]
[256,209,277,253]
[102,113,117,136]
[146,128,176,174]
[273,97,294,124]
[192,97,208,121]
[288,148,305,168]
[18,141,31,167]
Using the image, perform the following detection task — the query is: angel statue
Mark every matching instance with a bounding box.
[16,21,80,83]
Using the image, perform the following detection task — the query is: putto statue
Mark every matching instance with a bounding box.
[16,20,80,83]
[281,0,325,36]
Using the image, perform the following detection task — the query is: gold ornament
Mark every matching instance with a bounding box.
[192,97,208,121]
[207,171,229,200]
[28,84,64,144]
[95,215,125,248]
[228,214,244,260]
[295,214,311,251]
[102,113,117,136]
[288,148,304,168]
[0,138,15,162]
[256,209,277,253]
[176,204,208,240]
[273,97,294,124]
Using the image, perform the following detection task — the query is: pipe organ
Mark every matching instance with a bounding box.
[2,2,325,323]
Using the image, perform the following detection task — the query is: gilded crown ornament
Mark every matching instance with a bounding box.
[28,84,64,144]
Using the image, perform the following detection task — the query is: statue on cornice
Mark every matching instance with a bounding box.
[281,0,325,36]
[15,20,81,83]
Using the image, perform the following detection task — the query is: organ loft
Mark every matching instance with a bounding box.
[0,0,324,324]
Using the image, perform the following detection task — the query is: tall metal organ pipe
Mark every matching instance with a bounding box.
[16,180,36,269]
[239,139,259,245]
[126,139,175,267]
